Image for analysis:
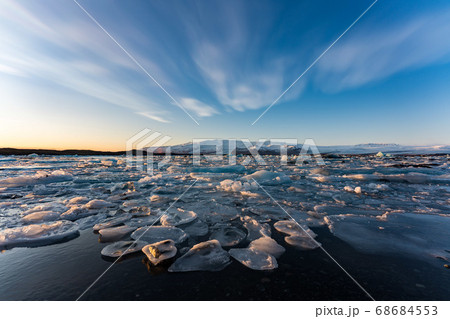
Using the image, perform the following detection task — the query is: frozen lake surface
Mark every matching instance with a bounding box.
[0,153,449,300]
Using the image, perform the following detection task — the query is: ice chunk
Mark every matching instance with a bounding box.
[76,213,109,230]
[192,201,240,223]
[401,173,431,184]
[99,225,136,242]
[142,239,177,265]
[121,198,148,208]
[190,165,246,174]
[168,240,230,272]
[274,220,317,238]
[367,183,389,191]
[311,168,330,175]
[0,170,73,187]
[131,226,188,244]
[85,199,115,209]
[22,211,60,223]
[160,208,197,226]
[248,237,285,258]
[125,215,160,228]
[325,213,450,260]
[229,248,278,270]
[209,225,246,247]
[127,206,154,217]
[101,240,147,258]
[101,159,116,166]
[60,207,94,221]
[0,201,13,209]
[218,179,243,192]
[217,179,257,192]
[343,172,433,184]
[67,196,89,205]
[241,216,271,241]
[32,184,56,196]
[248,205,287,220]
[93,214,131,231]
[24,203,67,214]
[284,235,321,250]
[242,170,290,185]
[344,186,354,192]
[0,221,79,248]
[181,220,209,237]
[240,190,260,197]
[344,186,362,194]
[314,205,382,216]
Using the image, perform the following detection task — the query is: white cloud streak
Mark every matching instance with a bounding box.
[2,0,450,122]
[179,98,218,117]
[194,43,299,111]
[0,1,179,123]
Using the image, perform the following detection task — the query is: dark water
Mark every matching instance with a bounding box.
[0,227,449,301]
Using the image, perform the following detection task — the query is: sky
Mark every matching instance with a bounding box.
[0,0,449,151]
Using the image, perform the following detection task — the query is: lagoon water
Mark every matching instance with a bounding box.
[0,154,449,300]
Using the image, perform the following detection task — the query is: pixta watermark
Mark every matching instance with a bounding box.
[126,128,325,174]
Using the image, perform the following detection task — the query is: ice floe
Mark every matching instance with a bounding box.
[85,199,115,209]
[142,239,177,265]
[217,179,258,192]
[125,215,160,228]
[0,170,73,187]
[192,201,240,223]
[22,210,60,223]
[101,240,147,258]
[274,220,317,238]
[190,165,246,174]
[209,225,247,247]
[181,219,209,237]
[76,213,109,230]
[273,220,320,249]
[160,208,197,226]
[60,207,93,221]
[342,172,447,184]
[0,221,79,248]
[168,239,230,272]
[67,196,89,205]
[241,216,271,241]
[284,235,321,250]
[325,212,450,261]
[248,237,285,258]
[229,248,278,270]
[24,203,67,214]
[93,214,131,231]
[242,170,291,185]
[98,225,136,242]
[131,226,188,244]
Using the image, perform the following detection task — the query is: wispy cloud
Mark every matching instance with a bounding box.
[193,42,301,111]
[315,9,450,92]
[0,1,174,123]
[177,1,304,112]
[2,0,450,123]
[136,112,171,123]
[179,98,218,117]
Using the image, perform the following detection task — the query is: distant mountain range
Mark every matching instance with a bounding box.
[0,148,124,156]
[1,142,449,156]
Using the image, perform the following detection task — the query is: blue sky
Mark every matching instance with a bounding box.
[0,0,449,150]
